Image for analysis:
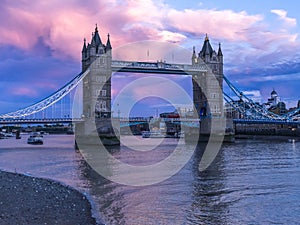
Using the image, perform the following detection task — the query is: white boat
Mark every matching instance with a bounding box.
[0,132,15,138]
[27,132,43,145]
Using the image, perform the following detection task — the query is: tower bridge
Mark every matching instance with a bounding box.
[78,25,224,144]
[1,25,300,142]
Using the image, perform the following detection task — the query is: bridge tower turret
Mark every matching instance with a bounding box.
[217,42,223,75]
[192,46,197,65]
[81,38,87,61]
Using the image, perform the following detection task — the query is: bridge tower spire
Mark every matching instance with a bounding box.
[192,46,197,65]
[105,33,112,53]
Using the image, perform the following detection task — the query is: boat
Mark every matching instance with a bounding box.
[175,131,185,138]
[27,132,43,145]
[0,132,14,138]
[16,130,21,139]
[142,131,151,138]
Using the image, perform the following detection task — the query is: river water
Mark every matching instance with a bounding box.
[0,134,300,224]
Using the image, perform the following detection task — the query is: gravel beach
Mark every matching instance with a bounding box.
[0,170,97,225]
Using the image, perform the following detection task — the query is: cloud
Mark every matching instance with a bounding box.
[239,73,300,83]
[1,0,298,65]
[0,0,178,60]
[113,40,191,63]
[242,90,262,102]
[271,9,297,27]
[11,87,38,97]
[166,9,263,42]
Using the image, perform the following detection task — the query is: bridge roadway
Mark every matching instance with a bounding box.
[2,117,299,127]
[0,117,201,126]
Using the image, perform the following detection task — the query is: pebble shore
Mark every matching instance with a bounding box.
[0,170,97,225]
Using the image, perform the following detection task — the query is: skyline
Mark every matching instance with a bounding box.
[1,0,300,115]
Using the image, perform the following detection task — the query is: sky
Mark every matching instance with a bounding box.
[1,0,300,116]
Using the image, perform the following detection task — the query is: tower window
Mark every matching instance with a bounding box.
[210,93,219,99]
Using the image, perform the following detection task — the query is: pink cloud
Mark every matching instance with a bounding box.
[0,0,299,68]
[166,9,263,41]
[0,4,45,50]
[113,40,191,63]
[11,87,38,97]
[0,0,185,61]
[35,82,58,90]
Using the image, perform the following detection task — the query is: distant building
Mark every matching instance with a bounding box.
[262,89,287,116]
[225,89,295,119]
[269,101,287,115]
[263,89,280,109]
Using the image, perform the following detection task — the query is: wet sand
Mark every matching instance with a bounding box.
[0,170,96,225]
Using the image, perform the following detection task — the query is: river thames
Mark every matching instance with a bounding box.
[0,134,300,224]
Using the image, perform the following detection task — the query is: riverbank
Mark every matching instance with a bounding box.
[0,170,97,225]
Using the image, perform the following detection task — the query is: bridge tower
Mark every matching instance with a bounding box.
[191,35,225,138]
[76,25,120,146]
[81,25,112,119]
[191,34,223,118]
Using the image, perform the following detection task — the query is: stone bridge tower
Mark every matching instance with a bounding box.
[81,25,112,119]
[191,34,223,118]
[191,35,225,138]
[76,25,119,146]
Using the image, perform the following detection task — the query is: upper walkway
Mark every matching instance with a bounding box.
[111,60,207,74]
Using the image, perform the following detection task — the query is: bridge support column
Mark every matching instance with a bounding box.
[75,118,120,147]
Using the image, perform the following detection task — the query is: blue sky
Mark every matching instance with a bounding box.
[0,0,300,116]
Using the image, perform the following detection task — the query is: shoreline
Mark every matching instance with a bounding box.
[0,170,100,225]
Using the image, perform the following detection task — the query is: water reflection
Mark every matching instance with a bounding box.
[1,135,300,224]
[184,143,227,224]
[76,154,127,225]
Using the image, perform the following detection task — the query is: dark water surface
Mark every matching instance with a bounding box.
[0,134,300,224]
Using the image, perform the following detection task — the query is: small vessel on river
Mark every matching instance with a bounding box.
[27,132,43,145]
